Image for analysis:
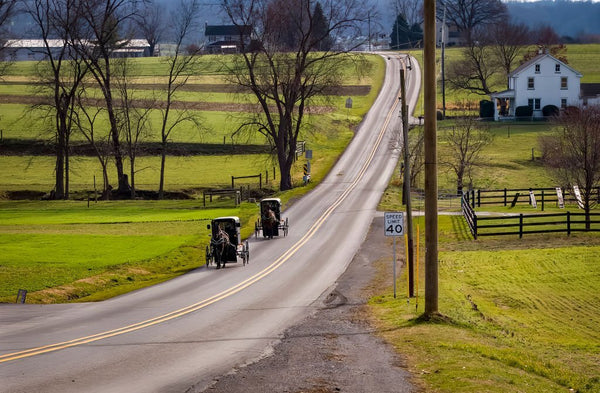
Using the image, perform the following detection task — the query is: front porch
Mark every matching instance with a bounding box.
[490,90,515,121]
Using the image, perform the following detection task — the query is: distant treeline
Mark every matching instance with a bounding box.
[507,0,600,39]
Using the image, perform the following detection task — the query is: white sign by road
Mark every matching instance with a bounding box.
[384,212,404,237]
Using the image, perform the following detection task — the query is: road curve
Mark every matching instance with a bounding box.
[0,53,419,393]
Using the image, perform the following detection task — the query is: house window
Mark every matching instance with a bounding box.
[555,63,561,73]
[535,64,540,73]
[528,77,535,89]
[528,98,541,110]
[561,77,568,89]
[561,98,567,109]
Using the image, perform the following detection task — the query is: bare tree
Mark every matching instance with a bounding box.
[436,0,507,44]
[74,0,141,195]
[135,1,165,56]
[532,24,561,46]
[440,116,493,194]
[390,0,421,28]
[488,21,529,85]
[114,57,153,198]
[25,0,89,200]
[223,0,370,190]
[157,0,202,199]
[0,0,19,75]
[408,126,424,188]
[446,30,499,96]
[521,43,568,67]
[540,106,600,229]
[73,89,112,198]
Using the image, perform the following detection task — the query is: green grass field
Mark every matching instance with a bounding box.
[369,216,600,393]
[0,200,259,303]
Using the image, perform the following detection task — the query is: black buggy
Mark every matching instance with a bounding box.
[254,198,289,239]
[206,216,249,269]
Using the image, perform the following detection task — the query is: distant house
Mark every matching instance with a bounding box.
[204,24,252,54]
[418,21,464,47]
[489,51,600,121]
[4,39,150,61]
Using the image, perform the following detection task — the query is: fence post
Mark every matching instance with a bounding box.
[477,190,481,208]
[471,189,475,209]
[259,173,262,189]
[519,214,523,238]
[473,214,478,240]
[567,211,571,236]
[541,189,545,211]
[504,188,507,206]
[231,176,235,189]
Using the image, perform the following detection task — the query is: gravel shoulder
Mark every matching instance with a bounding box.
[198,214,418,393]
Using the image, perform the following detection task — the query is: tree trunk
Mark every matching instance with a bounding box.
[158,142,167,199]
[130,157,136,199]
[54,120,65,200]
[64,134,70,200]
[456,166,465,195]
[106,97,130,195]
[279,163,293,191]
[585,201,591,231]
[54,147,65,199]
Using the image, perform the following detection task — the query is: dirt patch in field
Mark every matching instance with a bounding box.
[0,94,335,114]
[0,81,371,96]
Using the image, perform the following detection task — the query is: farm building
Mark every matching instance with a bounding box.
[4,39,151,61]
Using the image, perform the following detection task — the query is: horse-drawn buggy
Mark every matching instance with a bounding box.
[254,198,289,239]
[206,216,249,269]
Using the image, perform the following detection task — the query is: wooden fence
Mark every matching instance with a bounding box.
[463,187,600,211]
[461,193,600,239]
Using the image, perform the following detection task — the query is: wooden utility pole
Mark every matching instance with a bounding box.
[423,0,439,316]
[400,68,414,297]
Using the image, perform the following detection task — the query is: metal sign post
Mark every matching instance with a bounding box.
[385,212,404,298]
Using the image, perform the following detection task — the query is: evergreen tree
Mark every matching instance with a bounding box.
[390,13,411,50]
[312,2,333,51]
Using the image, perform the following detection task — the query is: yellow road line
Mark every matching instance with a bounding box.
[0,69,400,364]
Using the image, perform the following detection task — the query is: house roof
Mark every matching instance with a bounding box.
[490,89,515,99]
[509,52,582,78]
[205,25,251,37]
[5,38,149,49]
[581,83,600,98]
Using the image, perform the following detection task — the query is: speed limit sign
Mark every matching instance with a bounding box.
[384,212,404,237]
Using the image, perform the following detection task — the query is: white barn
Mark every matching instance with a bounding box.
[490,52,583,120]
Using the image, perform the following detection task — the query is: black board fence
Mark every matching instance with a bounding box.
[461,193,600,239]
[463,187,600,211]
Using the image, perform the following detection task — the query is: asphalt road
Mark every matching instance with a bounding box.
[0,53,420,393]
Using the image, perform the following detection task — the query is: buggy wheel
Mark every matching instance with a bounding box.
[284,217,289,237]
[205,245,211,267]
[245,240,249,264]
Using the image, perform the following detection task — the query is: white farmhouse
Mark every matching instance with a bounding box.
[490,52,583,121]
